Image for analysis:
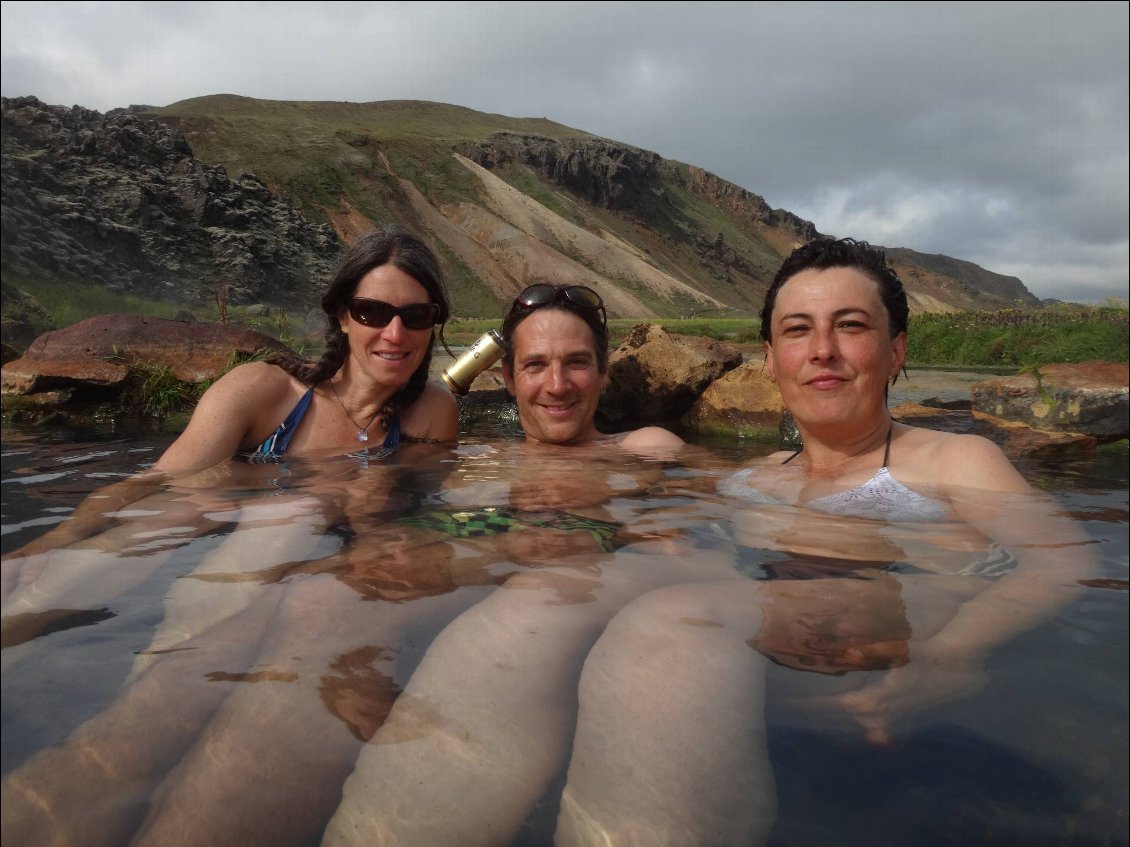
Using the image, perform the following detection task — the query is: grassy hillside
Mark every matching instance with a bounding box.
[2,94,1042,340]
[150,96,1031,321]
[155,96,599,216]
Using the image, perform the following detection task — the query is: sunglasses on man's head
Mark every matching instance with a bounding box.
[348,297,440,330]
[509,284,607,325]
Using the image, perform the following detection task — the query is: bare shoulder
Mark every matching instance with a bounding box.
[614,426,685,458]
[898,425,1030,493]
[154,363,304,473]
[205,360,297,400]
[192,361,302,424]
[402,381,459,442]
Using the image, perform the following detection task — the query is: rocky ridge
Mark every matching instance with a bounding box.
[1,96,340,313]
[140,94,1038,320]
[2,94,1046,355]
[459,133,667,215]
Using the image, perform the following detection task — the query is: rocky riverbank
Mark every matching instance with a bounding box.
[2,317,1126,455]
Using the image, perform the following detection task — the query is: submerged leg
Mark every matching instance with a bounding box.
[1,490,232,667]
[130,575,480,847]
[321,569,632,847]
[322,550,714,847]
[1,485,226,615]
[556,581,776,847]
[0,590,282,847]
[127,497,333,680]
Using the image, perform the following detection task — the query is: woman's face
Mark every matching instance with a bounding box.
[339,264,434,388]
[764,267,906,434]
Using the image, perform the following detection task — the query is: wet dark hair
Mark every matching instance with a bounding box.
[759,238,909,343]
[500,282,610,373]
[276,225,451,429]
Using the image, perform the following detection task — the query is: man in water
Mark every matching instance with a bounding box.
[499,281,684,452]
[1,281,695,847]
[321,284,721,846]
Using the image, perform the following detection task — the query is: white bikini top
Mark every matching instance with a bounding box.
[721,427,950,523]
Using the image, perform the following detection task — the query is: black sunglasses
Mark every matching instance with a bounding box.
[348,297,440,330]
[509,284,606,325]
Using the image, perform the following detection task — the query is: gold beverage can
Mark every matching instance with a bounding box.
[440,329,506,394]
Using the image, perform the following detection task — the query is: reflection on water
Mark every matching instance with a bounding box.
[1,420,1127,846]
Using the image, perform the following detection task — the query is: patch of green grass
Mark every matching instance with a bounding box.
[491,164,588,226]
[125,363,206,420]
[600,275,708,319]
[226,307,321,356]
[907,305,1129,367]
[655,317,760,341]
[6,274,198,328]
[660,166,784,267]
[155,98,598,221]
[381,142,483,206]
[444,316,764,349]
[123,347,289,421]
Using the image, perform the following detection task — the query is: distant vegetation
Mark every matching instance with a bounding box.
[906,304,1129,367]
[453,306,1129,368]
[12,274,1127,371]
[10,274,188,329]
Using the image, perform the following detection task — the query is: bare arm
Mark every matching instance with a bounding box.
[925,435,1093,657]
[2,363,293,597]
[2,473,166,562]
[154,361,297,474]
[840,434,1096,742]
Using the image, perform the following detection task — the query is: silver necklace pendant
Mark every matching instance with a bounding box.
[329,380,379,446]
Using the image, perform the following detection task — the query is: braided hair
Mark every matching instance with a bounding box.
[275,225,451,430]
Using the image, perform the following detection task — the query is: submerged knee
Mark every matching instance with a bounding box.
[615,582,742,629]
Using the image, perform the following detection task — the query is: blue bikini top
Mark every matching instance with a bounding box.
[248,387,401,461]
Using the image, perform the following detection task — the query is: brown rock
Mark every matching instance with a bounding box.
[1,314,292,396]
[468,366,507,393]
[893,400,1099,456]
[2,358,131,394]
[598,324,742,425]
[683,362,786,439]
[970,410,1098,457]
[971,361,1128,442]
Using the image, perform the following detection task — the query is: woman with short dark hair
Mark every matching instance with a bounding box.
[551,237,1094,845]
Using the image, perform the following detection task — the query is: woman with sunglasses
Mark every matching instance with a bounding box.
[3,225,456,613]
[2,226,455,581]
[2,229,461,846]
[154,224,457,473]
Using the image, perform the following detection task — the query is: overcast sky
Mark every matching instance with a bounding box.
[2,1,1126,302]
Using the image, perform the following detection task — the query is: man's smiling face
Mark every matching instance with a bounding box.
[503,308,608,446]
